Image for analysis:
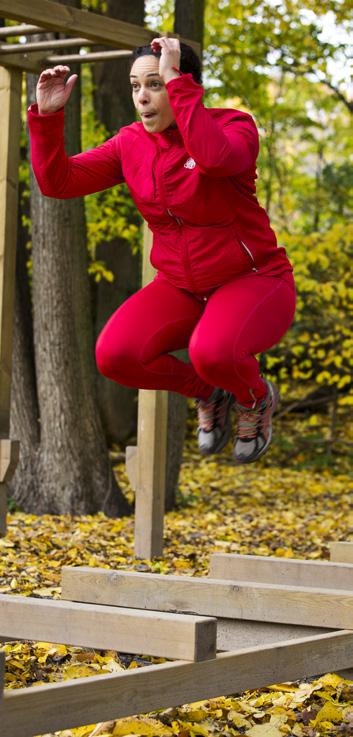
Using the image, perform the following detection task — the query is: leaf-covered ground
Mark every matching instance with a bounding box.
[1,412,353,737]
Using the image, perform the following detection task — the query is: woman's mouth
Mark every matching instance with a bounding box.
[142,112,156,119]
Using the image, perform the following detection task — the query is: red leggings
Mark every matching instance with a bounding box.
[95,270,296,407]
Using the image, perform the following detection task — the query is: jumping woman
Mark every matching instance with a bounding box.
[28,37,296,463]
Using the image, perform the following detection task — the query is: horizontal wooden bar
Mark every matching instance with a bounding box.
[0,37,96,53]
[0,52,45,71]
[0,594,217,661]
[210,553,353,590]
[216,618,332,650]
[330,542,353,564]
[0,1,201,54]
[47,50,131,64]
[62,566,353,629]
[1,631,353,737]
[0,24,46,37]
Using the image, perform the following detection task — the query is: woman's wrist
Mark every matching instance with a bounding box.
[163,68,183,84]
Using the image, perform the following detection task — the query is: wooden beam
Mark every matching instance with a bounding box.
[0,52,45,72]
[0,650,4,699]
[0,65,21,437]
[47,50,131,64]
[209,553,353,590]
[216,618,332,650]
[0,24,47,38]
[330,542,353,564]
[0,439,19,483]
[1,631,353,737]
[62,566,353,629]
[0,1,201,54]
[0,37,97,53]
[0,594,216,661]
[126,222,168,560]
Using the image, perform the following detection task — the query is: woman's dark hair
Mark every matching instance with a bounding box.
[130,41,202,85]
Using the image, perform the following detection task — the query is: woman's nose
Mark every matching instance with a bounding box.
[137,86,150,103]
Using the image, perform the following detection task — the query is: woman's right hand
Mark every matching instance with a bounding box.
[36,65,78,114]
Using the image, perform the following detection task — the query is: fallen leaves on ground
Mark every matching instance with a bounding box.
[1,439,353,736]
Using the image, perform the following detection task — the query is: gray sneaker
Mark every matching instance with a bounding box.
[196,388,234,456]
[233,379,279,464]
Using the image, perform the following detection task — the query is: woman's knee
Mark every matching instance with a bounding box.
[189,335,224,384]
[95,331,138,382]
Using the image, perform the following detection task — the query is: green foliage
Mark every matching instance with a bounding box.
[265,223,353,407]
[80,65,143,282]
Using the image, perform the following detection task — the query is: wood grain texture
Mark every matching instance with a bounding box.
[0,594,217,661]
[0,650,4,699]
[330,542,353,564]
[0,1,200,52]
[131,222,168,559]
[1,631,353,737]
[62,566,353,629]
[0,65,21,436]
[210,553,353,589]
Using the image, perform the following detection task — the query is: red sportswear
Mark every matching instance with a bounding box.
[28,72,292,294]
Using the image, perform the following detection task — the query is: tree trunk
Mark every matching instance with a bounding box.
[9,2,130,516]
[91,0,144,446]
[164,0,205,511]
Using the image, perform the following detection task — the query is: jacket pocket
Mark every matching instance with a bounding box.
[239,238,258,272]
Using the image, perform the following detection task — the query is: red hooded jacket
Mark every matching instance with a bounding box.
[28,72,293,295]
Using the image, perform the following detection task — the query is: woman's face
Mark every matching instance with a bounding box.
[130,55,176,133]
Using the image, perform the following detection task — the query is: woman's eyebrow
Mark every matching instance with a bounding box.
[129,72,161,79]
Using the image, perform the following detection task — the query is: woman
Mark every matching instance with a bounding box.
[28,37,296,464]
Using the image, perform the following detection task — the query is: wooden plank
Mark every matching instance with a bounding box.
[330,542,353,564]
[0,52,45,72]
[0,24,46,37]
[0,594,217,661]
[0,65,21,437]
[62,566,353,629]
[210,553,353,590]
[0,37,93,53]
[216,618,332,650]
[1,630,353,737]
[0,439,19,483]
[130,222,168,559]
[0,1,201,53]
[0,485,6,536]
[0,650,4,699]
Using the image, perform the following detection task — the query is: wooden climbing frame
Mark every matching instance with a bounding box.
[0,545,353,735]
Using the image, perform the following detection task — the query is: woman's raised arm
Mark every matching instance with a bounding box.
[28,65,124,199]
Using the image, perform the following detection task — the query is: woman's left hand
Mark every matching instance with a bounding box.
[150,37,181,82]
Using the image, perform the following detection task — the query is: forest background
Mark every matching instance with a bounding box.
[5,0,353,513]
[1,2,353,736]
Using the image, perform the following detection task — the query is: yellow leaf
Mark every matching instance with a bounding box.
[313,701,343,724]
[112,717,173,736]
[246,726,282,737]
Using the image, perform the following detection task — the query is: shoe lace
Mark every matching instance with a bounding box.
[197,393,228,432]
[237,404,264,439]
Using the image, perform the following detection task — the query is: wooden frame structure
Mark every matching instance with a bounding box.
[0,0,200,556]
[0,544,353,735]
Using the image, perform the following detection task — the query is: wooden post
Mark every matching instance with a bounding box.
[0,65,22,535]
[126,223,168,559]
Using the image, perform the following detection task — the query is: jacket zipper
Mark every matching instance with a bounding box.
[240,239,258,272]
[156,150,196,290]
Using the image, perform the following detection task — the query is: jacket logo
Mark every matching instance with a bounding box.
[184,157,196,169]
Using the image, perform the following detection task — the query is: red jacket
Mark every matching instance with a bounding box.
[28,73,292,294]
